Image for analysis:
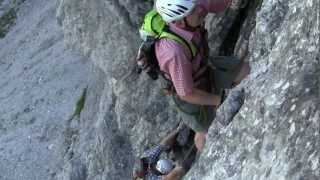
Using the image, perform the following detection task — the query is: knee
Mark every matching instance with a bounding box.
[194,132,207,152]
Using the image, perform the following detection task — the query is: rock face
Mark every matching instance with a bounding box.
[0,0,94,179]
[186,0,320,179]
[56,0,320,179]
[56,0,319,179]
[1,0,319,179]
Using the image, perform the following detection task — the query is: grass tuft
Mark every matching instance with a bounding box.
[0,8,17,38]
[67,87,88,122]
[74,87,87,117]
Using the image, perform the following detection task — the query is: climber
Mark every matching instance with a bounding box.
[133,124,197,180]
[153,0,250,152]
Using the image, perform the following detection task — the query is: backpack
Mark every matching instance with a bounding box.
[135,10,198,80]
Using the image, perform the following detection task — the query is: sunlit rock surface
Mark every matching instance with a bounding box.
[0,0,93,179]
[0,0,318,179]
[186,0,320,179]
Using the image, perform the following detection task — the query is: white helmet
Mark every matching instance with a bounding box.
[155,0,197,23]
[156,159,174,175]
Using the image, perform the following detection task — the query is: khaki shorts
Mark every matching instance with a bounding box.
[171,56,242,132]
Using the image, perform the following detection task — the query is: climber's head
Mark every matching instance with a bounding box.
[155,0,196,23]
[155,159,175,175]
[155,0,205,29]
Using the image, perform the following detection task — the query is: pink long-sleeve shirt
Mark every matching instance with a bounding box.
[155,0,231,96]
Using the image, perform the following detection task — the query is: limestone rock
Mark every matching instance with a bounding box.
[1,0,319,179]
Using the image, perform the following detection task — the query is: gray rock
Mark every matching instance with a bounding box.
[55,0,320,179]
[0,0,93,179]
[1,0,319,179]
[186,0,320,179]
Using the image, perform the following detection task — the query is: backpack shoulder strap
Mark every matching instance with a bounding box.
[140,10,198,59]
[159,28,198,59]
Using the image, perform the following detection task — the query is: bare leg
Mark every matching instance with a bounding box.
[194,131,206,152]
[163,166,186,180]
[160,127,180,147]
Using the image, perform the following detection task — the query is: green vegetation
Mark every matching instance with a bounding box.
[256,0,264,10]
[74,87,87,117]
[67,87,88,122]
[0,8,17,38]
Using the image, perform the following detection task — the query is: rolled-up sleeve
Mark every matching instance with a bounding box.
[200,0,231,13]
